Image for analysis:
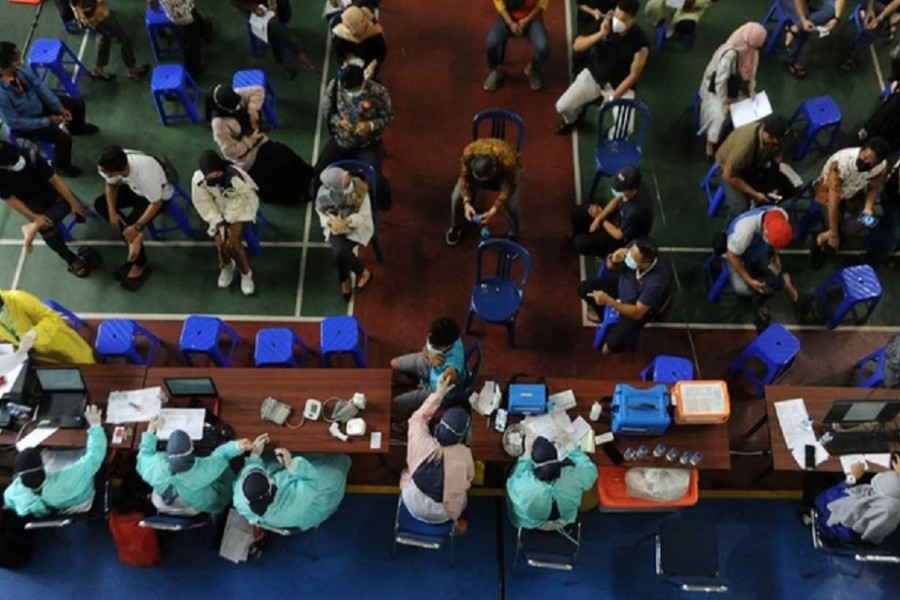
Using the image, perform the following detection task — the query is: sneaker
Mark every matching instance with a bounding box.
[555,119,575,135]
[483,69,504,92]
[218,260,235,288]
[240,270,255,296]
[524,64,543,91]
[445,226,462,246]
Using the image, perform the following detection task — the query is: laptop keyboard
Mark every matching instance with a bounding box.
[824,430,891,455]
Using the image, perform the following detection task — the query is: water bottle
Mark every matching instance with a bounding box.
[636,445,649,459]
[679,450,693,465]
[652,443,667,458]
[623,447,636,461]
[665,447,680,462]
[689,451,703,466]
[480,226,491,240]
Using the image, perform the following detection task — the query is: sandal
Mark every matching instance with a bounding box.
[786,61,807,79]
[67,259,89,278]
[89,69,116,82]
[340,279,352,302]
[354,269,373,292]
[113,261,134,281]
[127,65,150,81]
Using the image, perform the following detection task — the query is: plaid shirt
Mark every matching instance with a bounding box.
[460,138,521,210]
[159,0,195,25]
[322,79,394,149]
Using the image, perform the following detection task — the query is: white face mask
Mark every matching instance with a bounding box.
[97,169,122,185]
[3,156,26,172]
[343,180,355,196]
[612,16,628,34]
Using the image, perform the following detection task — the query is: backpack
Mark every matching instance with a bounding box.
[0,508,33,569]
[108,511,161,566]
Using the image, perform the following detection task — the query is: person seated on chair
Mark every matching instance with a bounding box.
[573,1,617,77]
[570,165,652,257]
[3,405,105,517]
[697,22,767,162]
[445,137,521,246]
[809,139,890,269]
[70,0,150,83]
[0,41,99,178]
[645,0,711,44]
[234,435,351,531]
[391,317,467,421]
[577,236,672,355]
[839,1,900,73]
[191,150,259,296]
[315,166,374,300]
[865,150,900,269]
[400,372,474,525]
[555,0,649,135]
[332,5,387,81]
[0,141,95,278]
[725,205,802,329]
[716,113,791,220]
[230,0,315,79]
[137,421,259,516]
[506,437,597,530]
[779,0,845,79]
[314,63,394,210]
[483,0,550,92]
[804,457,900,545]
[149,0,213,80]
[95,145,173,291]
[209,83,314,206]
[0,288,95,364]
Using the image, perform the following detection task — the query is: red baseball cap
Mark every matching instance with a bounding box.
[763,210,792,250]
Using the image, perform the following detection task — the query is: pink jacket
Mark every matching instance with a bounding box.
[210,86,266,171]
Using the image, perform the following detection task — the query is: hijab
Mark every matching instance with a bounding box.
[210,84,253,136]
[531,437,573,483]
[720,22,766,81]
[14,447,46,490]
[242,468,277,516]
[433,407,471,447]
[332,6,383,44]
[315,167,368,217]
[166,430,196,474]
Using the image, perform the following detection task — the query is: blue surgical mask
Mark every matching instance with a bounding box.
[98,169,122,185]
[2,156,26,172]
[426,342,444,355]
[610,188,625,199]
[624,252,638,270]
[346,89,363,100]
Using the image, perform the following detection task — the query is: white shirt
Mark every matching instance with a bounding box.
[726,207,787,256]
[123,151,174,203]
[819,147,886,200]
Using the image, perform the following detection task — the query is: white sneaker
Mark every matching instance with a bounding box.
[217,260,236,288]
[240,270,255,296]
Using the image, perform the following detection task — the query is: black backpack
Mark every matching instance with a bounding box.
[0,507,33,569]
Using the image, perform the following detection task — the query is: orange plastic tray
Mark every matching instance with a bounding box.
[597,466,699,509]
[7,1,43,5]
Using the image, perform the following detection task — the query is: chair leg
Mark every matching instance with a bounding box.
[507,320,516,347]
[465,310,475,335]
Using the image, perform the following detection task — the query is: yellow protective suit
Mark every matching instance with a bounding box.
[0,290,94,364]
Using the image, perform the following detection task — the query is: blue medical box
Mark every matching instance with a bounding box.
[507,383,547,416]
[610,384,671,436]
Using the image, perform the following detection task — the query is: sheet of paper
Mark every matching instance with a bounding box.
[730,91,773,129]
[791,442,829,468]
[570,416,593,443]
[774,398,816,450]
[219,509,254,564]
[0,348,27,378]
[156,408,205,441]
[839,454,867,474]
[106,387,163,423]
[16,426,59,451]
[521,413,560,442]
[547,390,577,413]
[0,362,24,397]
[865,453,893,469]
[665,0,686,8]
[249,10,276,44]
[678,382,726,415]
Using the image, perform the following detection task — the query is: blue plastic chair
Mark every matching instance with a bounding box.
[760,0,793,55]
[701,163,725,217]
[330,160,385,264]
[641,355,695,383]
[254,327,307,368]
[591,304,639,352]
[59,199,92,242]
[3,124,56,164]
[392,497,455,565]
[655,20,696,51]
[94,319,160,365]
[320,315,368,367]
[788,96,842,160]
[246,18,269,56]
[729,324,801,397]
[42,298,85,330]
[854,347,886,388]
[813,265,882,330]
[471,109,525,152]
[232,69,279,129]
[150,64,201,125]
[26,38,86,98]
[145,5,183,61]
[243,209,268,257]
[179,315,241,367]
[146,185,195,239]
[459,339,483,400]
[848,3,869,56]
[466,239,531,347]
[587,99,651,201]
[703,253,731,304]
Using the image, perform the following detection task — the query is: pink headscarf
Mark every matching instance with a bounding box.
[721,22,767,81]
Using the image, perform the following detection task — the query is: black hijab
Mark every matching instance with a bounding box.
[209,84,253,137]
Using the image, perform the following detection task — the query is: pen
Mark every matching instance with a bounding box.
[129,402,142,412]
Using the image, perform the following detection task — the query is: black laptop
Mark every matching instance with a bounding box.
[33,367,88,429]
[821,399,900,455]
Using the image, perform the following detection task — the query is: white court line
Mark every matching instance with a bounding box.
[645,322,900,333]
[69,312,328,323]
[9,246,27,290]
[871,43,886,92]
[0,238,331,248]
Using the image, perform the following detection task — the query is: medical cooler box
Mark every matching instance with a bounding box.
[507,383,547,416]
[671,380,730,425]
[610,384,671,436]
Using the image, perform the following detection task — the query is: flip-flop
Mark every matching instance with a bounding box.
[89,70,116,82]
[354,270,373,292]
[786,61,807,79]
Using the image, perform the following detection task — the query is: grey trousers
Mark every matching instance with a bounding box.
[392,352,432,421]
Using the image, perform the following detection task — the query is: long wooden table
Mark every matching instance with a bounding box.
[468,379,732,470]
[0,364,147,450]
[145,367,392,454]
[766,385,900,472]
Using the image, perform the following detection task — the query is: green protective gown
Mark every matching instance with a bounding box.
[506,448,598,529]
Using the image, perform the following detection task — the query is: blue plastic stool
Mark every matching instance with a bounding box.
[761,0,792,55]
[42,298,85,330]
[848,3,868,55]
[145,6,183,61]
[179,315,241,367]
[94,319,160,365]
[4,126,56,164]
[59,201,92,242]
[641,355,695,383]
[246,18,269,56]
[788,96,842,160]
[854,347,886,387]
[150,64,201,125]
[320,316,368,367]
[146,185,195,239]
[701,163,725,217]
[26,38,86,98]
[813,265,882,330]
[233,69,278,129]
[729,324,801,397]
[254,328,307,367]
[592,305,638,352]
[703,253,731,304]
[243,209,268,256]
[655,20,696,50]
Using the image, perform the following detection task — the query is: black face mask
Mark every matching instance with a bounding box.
[206,176,227,188]
[857,158,874,172]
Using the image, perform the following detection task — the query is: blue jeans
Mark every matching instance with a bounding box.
[779,0,836,63]
[485,16,550,71]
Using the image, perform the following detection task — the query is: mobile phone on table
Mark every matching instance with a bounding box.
[804,444,816,470]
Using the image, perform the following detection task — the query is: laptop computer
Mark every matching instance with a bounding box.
[33,367,88,429]
[822,399,900,424]
[163,377,218,400]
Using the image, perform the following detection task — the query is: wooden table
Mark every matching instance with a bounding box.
[766,385,900,472]
[0,364,147,450]
[145,367,392,454]
[468,379,732,470]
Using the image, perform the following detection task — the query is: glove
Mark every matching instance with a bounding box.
[17,329,37,354]
[435,371,455,399]
[250,433,269,459]
[147,416,160,434]
[84,404,102,427]
[236,438,253,452]
[274,447,295,470]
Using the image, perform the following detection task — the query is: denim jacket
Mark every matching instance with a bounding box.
[0,67,63,132]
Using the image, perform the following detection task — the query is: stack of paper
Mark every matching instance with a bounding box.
[730,91,773,128]
[106,387,163,423]
[773,398,828,468]
[521,411,593,452]
[219,509,255,564]
[156,408,206,440]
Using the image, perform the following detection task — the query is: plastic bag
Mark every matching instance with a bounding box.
[108,511,161,566]
[625,468,691,502]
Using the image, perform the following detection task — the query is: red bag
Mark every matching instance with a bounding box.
[108,512,161,566]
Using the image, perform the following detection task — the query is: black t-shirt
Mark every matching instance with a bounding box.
[576,0,617,32]
[586,22,649,88]
[332,34,388,69]
[614,184,653,242]
[617,259,671,311]
[0,147,57,207]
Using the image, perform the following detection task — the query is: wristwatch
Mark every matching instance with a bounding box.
[133,222,145,232]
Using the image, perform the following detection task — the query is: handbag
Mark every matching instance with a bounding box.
[108,511,161,566]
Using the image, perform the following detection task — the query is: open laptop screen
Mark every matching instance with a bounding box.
[823,400,900,423]
[35,368,86,392]
[164,377,218,397]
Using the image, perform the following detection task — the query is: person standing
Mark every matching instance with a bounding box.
[149,0,212,80]
[70,0,150,82]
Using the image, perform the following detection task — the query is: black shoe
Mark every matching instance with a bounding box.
[78,246,102,270]
[70,123,99,136]
[808,236,825,270]
[555,119,575,135]
[113,261,134,281]
[121,267,151,291]
[57,164,83,178]
[67,259,89,278]
[445,226,462,246]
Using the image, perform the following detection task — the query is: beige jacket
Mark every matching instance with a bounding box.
[190,166,260,229]
[210,86,266,171]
